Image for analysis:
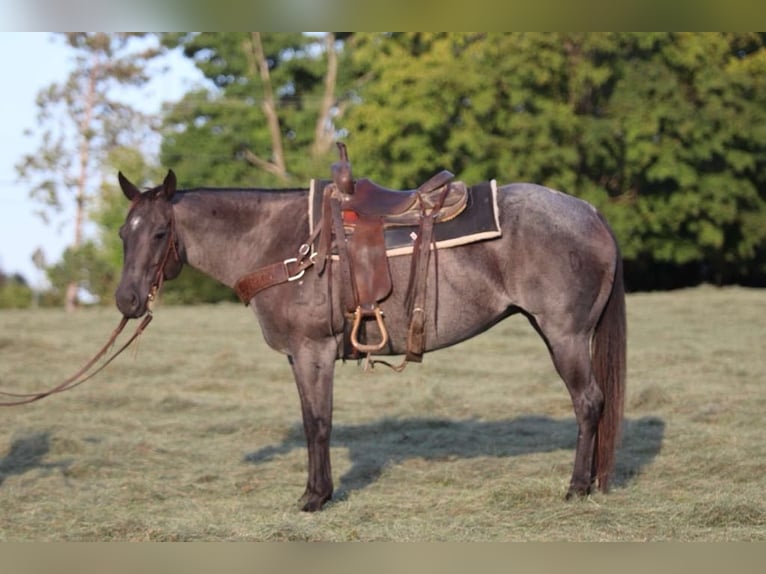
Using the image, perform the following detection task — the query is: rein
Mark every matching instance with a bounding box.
[0,210,179,407]
[0,314,152,406]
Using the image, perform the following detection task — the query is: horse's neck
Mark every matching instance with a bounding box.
[173,189,309,288]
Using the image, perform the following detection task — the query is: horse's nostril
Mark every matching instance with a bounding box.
[116,286,143,317]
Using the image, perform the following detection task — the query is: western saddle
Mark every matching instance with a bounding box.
[316,143,468,365]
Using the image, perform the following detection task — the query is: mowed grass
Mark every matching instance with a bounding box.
[0,286,764,541]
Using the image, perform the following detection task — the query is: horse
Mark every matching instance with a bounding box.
[114,169,626,512]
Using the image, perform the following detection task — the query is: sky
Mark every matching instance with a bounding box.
[0,33,202,288]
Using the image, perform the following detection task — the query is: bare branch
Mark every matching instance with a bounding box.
[241,148,288,178]
[312,32,338,158]
[245,32,287,181]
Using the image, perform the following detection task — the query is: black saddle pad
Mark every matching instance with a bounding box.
[309,179,502,256]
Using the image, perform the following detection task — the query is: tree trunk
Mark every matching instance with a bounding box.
[243,32,288,181]
[66,55,99,312]
[311,33,338,158]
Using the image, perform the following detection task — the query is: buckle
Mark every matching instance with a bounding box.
[284,258,306,282]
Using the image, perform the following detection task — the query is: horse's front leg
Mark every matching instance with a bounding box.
[288,340,337,512]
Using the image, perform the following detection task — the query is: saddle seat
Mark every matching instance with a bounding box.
[340,171,467,226]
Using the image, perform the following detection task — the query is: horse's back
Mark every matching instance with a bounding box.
[496,182,617,261]
[498,182,609,238]
[493,182,619,326]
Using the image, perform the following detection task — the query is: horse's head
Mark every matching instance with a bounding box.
[115,170,184,318]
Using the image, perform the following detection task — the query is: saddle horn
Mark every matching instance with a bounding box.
[331,142,354,195]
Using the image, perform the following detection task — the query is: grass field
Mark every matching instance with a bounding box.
[0,286,764,541]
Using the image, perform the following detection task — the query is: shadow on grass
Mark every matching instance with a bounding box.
[0,432,71,486]
[244,415,664,499]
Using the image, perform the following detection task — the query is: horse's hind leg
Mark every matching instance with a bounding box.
[288,340,337,511]
[536,323,604,497]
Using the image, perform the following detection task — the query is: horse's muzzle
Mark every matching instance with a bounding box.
[115,284,149,318]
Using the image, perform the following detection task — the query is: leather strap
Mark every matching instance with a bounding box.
[330,192,357,313]
[1,313,155,406]
[404,213,435,362]
[403,184,451,362]
[234,257,315,304]
[234,214,324,305]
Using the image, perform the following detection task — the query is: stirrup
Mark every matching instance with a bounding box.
[350,306,389,353]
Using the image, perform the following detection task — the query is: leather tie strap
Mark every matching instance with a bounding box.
[234,258,315,304]
[329,192,357,313]
[235,261,291,303]
[234,220,323,305]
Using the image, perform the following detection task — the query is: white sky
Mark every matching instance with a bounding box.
[0,32,202,287]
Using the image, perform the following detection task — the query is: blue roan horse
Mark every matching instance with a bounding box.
[115,169,626,512]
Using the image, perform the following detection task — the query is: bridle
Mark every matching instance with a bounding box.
[0,208,180,407]
[146,207,180,311]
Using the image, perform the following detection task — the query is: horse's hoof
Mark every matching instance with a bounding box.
[565,484,591,500]
[299,492,331,512]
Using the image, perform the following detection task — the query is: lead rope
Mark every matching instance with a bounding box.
[0,210,178,407]
[0,313,153,406]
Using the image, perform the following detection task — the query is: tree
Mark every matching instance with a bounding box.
[340,33,766,288]
[159,32,353,187]
[342,33,594,187]
[585,33,766,286]
[16,33,161,310]
[0,269,34,309]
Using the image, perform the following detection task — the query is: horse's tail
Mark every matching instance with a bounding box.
[592,241,627,493]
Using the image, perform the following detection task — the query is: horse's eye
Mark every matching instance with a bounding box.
[154,229,168,240]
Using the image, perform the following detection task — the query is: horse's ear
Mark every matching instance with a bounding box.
[118,171,141,201]
[162,169,177,200]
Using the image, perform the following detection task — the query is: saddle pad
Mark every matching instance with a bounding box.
[309,179,502,257]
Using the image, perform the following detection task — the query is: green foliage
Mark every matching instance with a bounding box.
[0,273,34,309]
[160,266,237,305]
[594,33,766,285]
[45,241,117,305]
[159,32,349,187]
[341,32,766,288]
